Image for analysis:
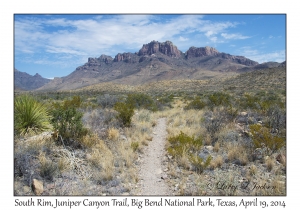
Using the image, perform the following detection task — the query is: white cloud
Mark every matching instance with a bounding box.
[210,37,218,43]
[239,47,285,63]
[179,36,188,41]
[14,15,249,69]
[221,33,250,40]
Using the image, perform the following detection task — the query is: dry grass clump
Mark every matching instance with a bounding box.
[107,127,120,141]
[270,177,286,195]
[213,142,220,152]
[22,134,55,155]
[204,134,212,146]
[38,152,58,181]
[86,139,114,181]
[118,141,135,167]
[166,107,205,138]
[226,143,248,166]
[124,109,155,152]
[210,155,223,169]
[249,164,257,176]
[265,156,274,172]
[57,157,70,173]
[79,133,100,148]
[178,149,191,170]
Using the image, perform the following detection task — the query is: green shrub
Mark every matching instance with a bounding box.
[189,154,212,174]
[249,124,285,155]
[167,132,211,173]
[131,141,139,152]
[155,94,174,110]
[113,102,134,127]
[207,92,231,109]
[14,95,52,136]
[238,93,260,110]
[50,96,88,141]
[185,97,206,110]
[126,93,157,111]
[224,105,239,122]
[238,92,285,113]
[167,131,203,157]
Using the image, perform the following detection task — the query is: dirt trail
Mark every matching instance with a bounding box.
[138,117,170,195]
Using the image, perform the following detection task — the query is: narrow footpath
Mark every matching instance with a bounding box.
[138,117,170,195]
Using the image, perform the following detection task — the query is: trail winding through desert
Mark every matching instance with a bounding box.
[138,117,170,195]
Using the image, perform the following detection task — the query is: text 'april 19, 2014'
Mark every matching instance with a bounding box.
[14,197,286,209]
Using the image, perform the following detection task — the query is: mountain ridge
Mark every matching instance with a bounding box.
[14,69,51,91]
[16,40,284,91]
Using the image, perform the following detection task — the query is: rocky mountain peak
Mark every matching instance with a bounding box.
[14,69,50,90]
[138,40,181,58]
[186,46,219,59]
[33,73,42,78]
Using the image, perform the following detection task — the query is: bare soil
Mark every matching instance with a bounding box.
[137,118,171,195]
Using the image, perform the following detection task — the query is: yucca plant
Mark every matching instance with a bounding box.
[14,95,51,136]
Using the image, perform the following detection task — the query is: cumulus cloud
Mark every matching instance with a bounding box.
[14,14,254,73]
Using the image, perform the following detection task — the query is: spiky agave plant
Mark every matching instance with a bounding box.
[14,94,52,136]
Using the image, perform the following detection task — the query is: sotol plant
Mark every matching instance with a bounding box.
[14,95,52,136]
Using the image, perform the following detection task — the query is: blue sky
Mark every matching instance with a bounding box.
[14,14,286,79]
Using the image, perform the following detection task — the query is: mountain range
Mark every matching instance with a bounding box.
[14,40,286,91]
[14,69,51,91]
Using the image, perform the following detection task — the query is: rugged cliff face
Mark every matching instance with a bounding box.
[138,40,182,58]
[32,40,269,91]
[186,46,220,58]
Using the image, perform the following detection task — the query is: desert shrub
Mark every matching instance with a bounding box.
[202,110,226,144]
[50,96,88,141]
[167,132,211,173]
[126,93,157,111]
[82,109,120,135]
[238,92,285,113]
[224,105,239,122]
[249,124,285,155]
[155,94,174,110]
[39,153,58,181]
[137,110,151,122]
[206,92,231,110]
[113,102,134,127]
[189,154,212,174]
[14,94,52,136]
[185,97,206,110]
[167,131,203,157]
[131,142,139,152]
[238,93,260,110]
[97,94,120,108]
[265,105,286,134]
